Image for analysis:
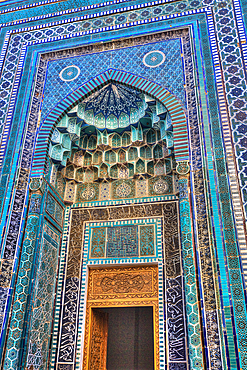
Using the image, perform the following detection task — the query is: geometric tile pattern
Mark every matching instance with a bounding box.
[205,4,247,295]
[214,2,247,222]
[209,1,247,297]
[2,193,43,370]
[26,222,60,370]
[199,6,247,368]
[178,178,204,370]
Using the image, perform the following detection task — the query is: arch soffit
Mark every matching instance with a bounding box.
[32,69,188,177]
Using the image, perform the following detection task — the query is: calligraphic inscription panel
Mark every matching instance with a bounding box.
[107,226,138,258]
[166,276,186,362]
[89,220,156,260]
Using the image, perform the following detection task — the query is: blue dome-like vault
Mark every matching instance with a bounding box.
[32,69,188,177]
[79,83,146,129]
[49,82,173,168]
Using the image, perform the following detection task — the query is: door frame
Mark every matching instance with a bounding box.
[82,265,160,370]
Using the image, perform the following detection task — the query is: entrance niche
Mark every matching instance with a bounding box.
[51,81,188,369]
[83,266,159,370]
[90,307,154,370]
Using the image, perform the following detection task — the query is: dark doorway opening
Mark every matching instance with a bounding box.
[97,306,154,370]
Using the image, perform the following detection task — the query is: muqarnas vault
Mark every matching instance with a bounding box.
[0,0,246,369]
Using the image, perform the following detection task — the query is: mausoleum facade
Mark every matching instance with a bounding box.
[0,0,246,369]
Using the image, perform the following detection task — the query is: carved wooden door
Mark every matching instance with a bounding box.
[88,309,108,370]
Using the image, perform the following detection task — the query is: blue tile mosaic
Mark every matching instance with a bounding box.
[41,38,184,121]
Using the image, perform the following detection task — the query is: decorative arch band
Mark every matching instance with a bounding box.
[32,69,188,177]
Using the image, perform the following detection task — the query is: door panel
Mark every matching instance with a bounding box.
[89,309,108,370]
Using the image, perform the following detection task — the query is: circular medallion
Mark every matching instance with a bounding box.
[116,182,132,198]
[153,179,168,194]
[143,50,165,68]
[81,186,96,200]
[59,65,80,81]
[30,178,42,191]
[176,161,190,175]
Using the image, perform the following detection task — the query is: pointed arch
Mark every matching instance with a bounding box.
[32,69,188,177]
